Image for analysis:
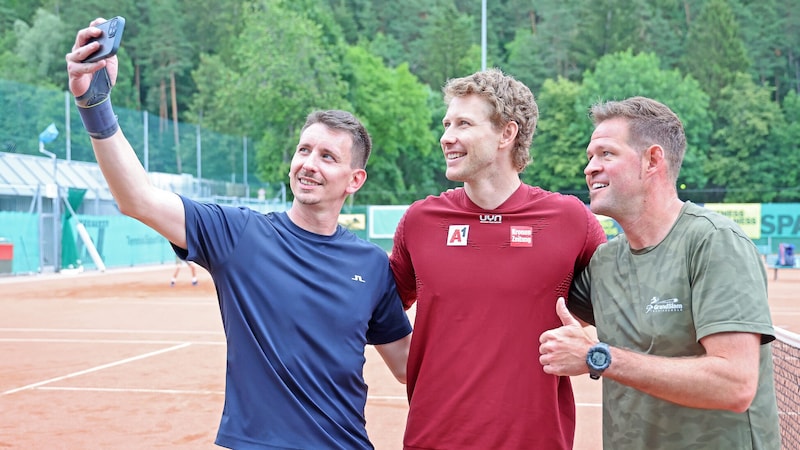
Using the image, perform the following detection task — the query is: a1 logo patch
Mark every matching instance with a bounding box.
[447,225,469,246]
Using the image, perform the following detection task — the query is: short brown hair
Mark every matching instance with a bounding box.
[590,97,686,180]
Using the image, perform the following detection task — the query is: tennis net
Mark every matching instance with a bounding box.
[774,326,800,449]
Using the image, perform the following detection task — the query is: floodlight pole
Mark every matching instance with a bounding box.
[481,0,487,70]
[65,92,72,161]
[143,111,149,172]
[39,141,60,273]
[243,136,249,199]
[39,141,57,185]
[196,110,203,181]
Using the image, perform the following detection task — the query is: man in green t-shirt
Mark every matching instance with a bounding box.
[538,96,781,449]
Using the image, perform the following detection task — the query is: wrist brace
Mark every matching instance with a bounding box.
[75,68,119,140]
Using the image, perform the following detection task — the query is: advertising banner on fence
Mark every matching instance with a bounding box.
[704,203,762,239]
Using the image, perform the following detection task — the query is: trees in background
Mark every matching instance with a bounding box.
[527,51,712,200]
[1,0,799,202]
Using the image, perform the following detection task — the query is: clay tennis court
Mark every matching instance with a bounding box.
[1,263,798,449]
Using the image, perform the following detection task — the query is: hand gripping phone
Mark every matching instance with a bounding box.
[82,16,126,63]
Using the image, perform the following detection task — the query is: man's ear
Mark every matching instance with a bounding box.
[345,168,367,195]
[500,121,519,149]
[645,144,665,172]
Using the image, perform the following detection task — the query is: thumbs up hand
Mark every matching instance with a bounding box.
[555,296,581,327]
[538,297,597,376]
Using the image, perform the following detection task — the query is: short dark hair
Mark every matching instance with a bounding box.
[590,96,686,180]
[301,110,372,169]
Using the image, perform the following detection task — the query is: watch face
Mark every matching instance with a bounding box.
[590,351,609,366]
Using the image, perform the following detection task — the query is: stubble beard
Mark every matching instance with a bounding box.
[294,193,321,206]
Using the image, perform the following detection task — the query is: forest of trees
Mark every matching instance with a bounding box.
[1,0,799,204]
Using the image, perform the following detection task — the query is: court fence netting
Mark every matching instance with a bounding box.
[774,326,800,449]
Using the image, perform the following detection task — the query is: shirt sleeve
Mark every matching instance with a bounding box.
[367,263,413,345]
[690,227,775,344]
[388,211,417,310]
[179,195,249,272]
[567,266,595,325]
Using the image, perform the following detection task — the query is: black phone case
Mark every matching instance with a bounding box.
[83,16,126,63]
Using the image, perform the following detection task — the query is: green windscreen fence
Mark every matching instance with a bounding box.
[75,214,174,269]
[0,212,40,274]
[366,205,408,252]
[0,211,182,274]
[3,202,799,274]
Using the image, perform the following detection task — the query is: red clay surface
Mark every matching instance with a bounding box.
[1,263,798,449]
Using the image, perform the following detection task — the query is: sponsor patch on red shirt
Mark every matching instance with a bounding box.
[510,226,532,247]
[447,225,469,246]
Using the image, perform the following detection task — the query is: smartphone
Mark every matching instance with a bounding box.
[82,16,126,63]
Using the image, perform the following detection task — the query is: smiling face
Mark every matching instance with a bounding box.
[289,123,366,209]
[584,117,647,219]
[440,94,505,183]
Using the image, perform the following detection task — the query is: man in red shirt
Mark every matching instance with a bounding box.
[390,68,606,449]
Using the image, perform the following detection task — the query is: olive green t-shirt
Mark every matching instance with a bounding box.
[570,202,781,449]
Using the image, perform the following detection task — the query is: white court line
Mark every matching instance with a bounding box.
[1,342,191,396]
[0,264,173,285]
[0,327,221,335]
[367,395,407,401]
[78,299,214,305]
[29,390,595,407]
[37,386,224,396]
[0,338,222,345]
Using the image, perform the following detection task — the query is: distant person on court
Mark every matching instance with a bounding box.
[389,68,606,449]
[538,96,781,449]
[170,257,198,286]
[66,18,412,450]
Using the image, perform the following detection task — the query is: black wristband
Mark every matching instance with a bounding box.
[77,96,119,140]
[74,67,118,140]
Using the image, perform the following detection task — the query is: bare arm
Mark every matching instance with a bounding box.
[539,298,761,412]
[374,333,411,384]
[65,20,186,248]
[90,133,186,247]
[598,332,760,412]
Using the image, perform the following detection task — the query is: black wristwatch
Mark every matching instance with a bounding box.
[586,342,612,380]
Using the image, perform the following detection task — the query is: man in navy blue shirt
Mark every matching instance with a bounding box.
[66,18,412,450]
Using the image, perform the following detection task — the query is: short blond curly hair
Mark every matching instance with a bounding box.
[443,68,538,172]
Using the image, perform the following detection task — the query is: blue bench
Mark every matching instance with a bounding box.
[765,254,800,280]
